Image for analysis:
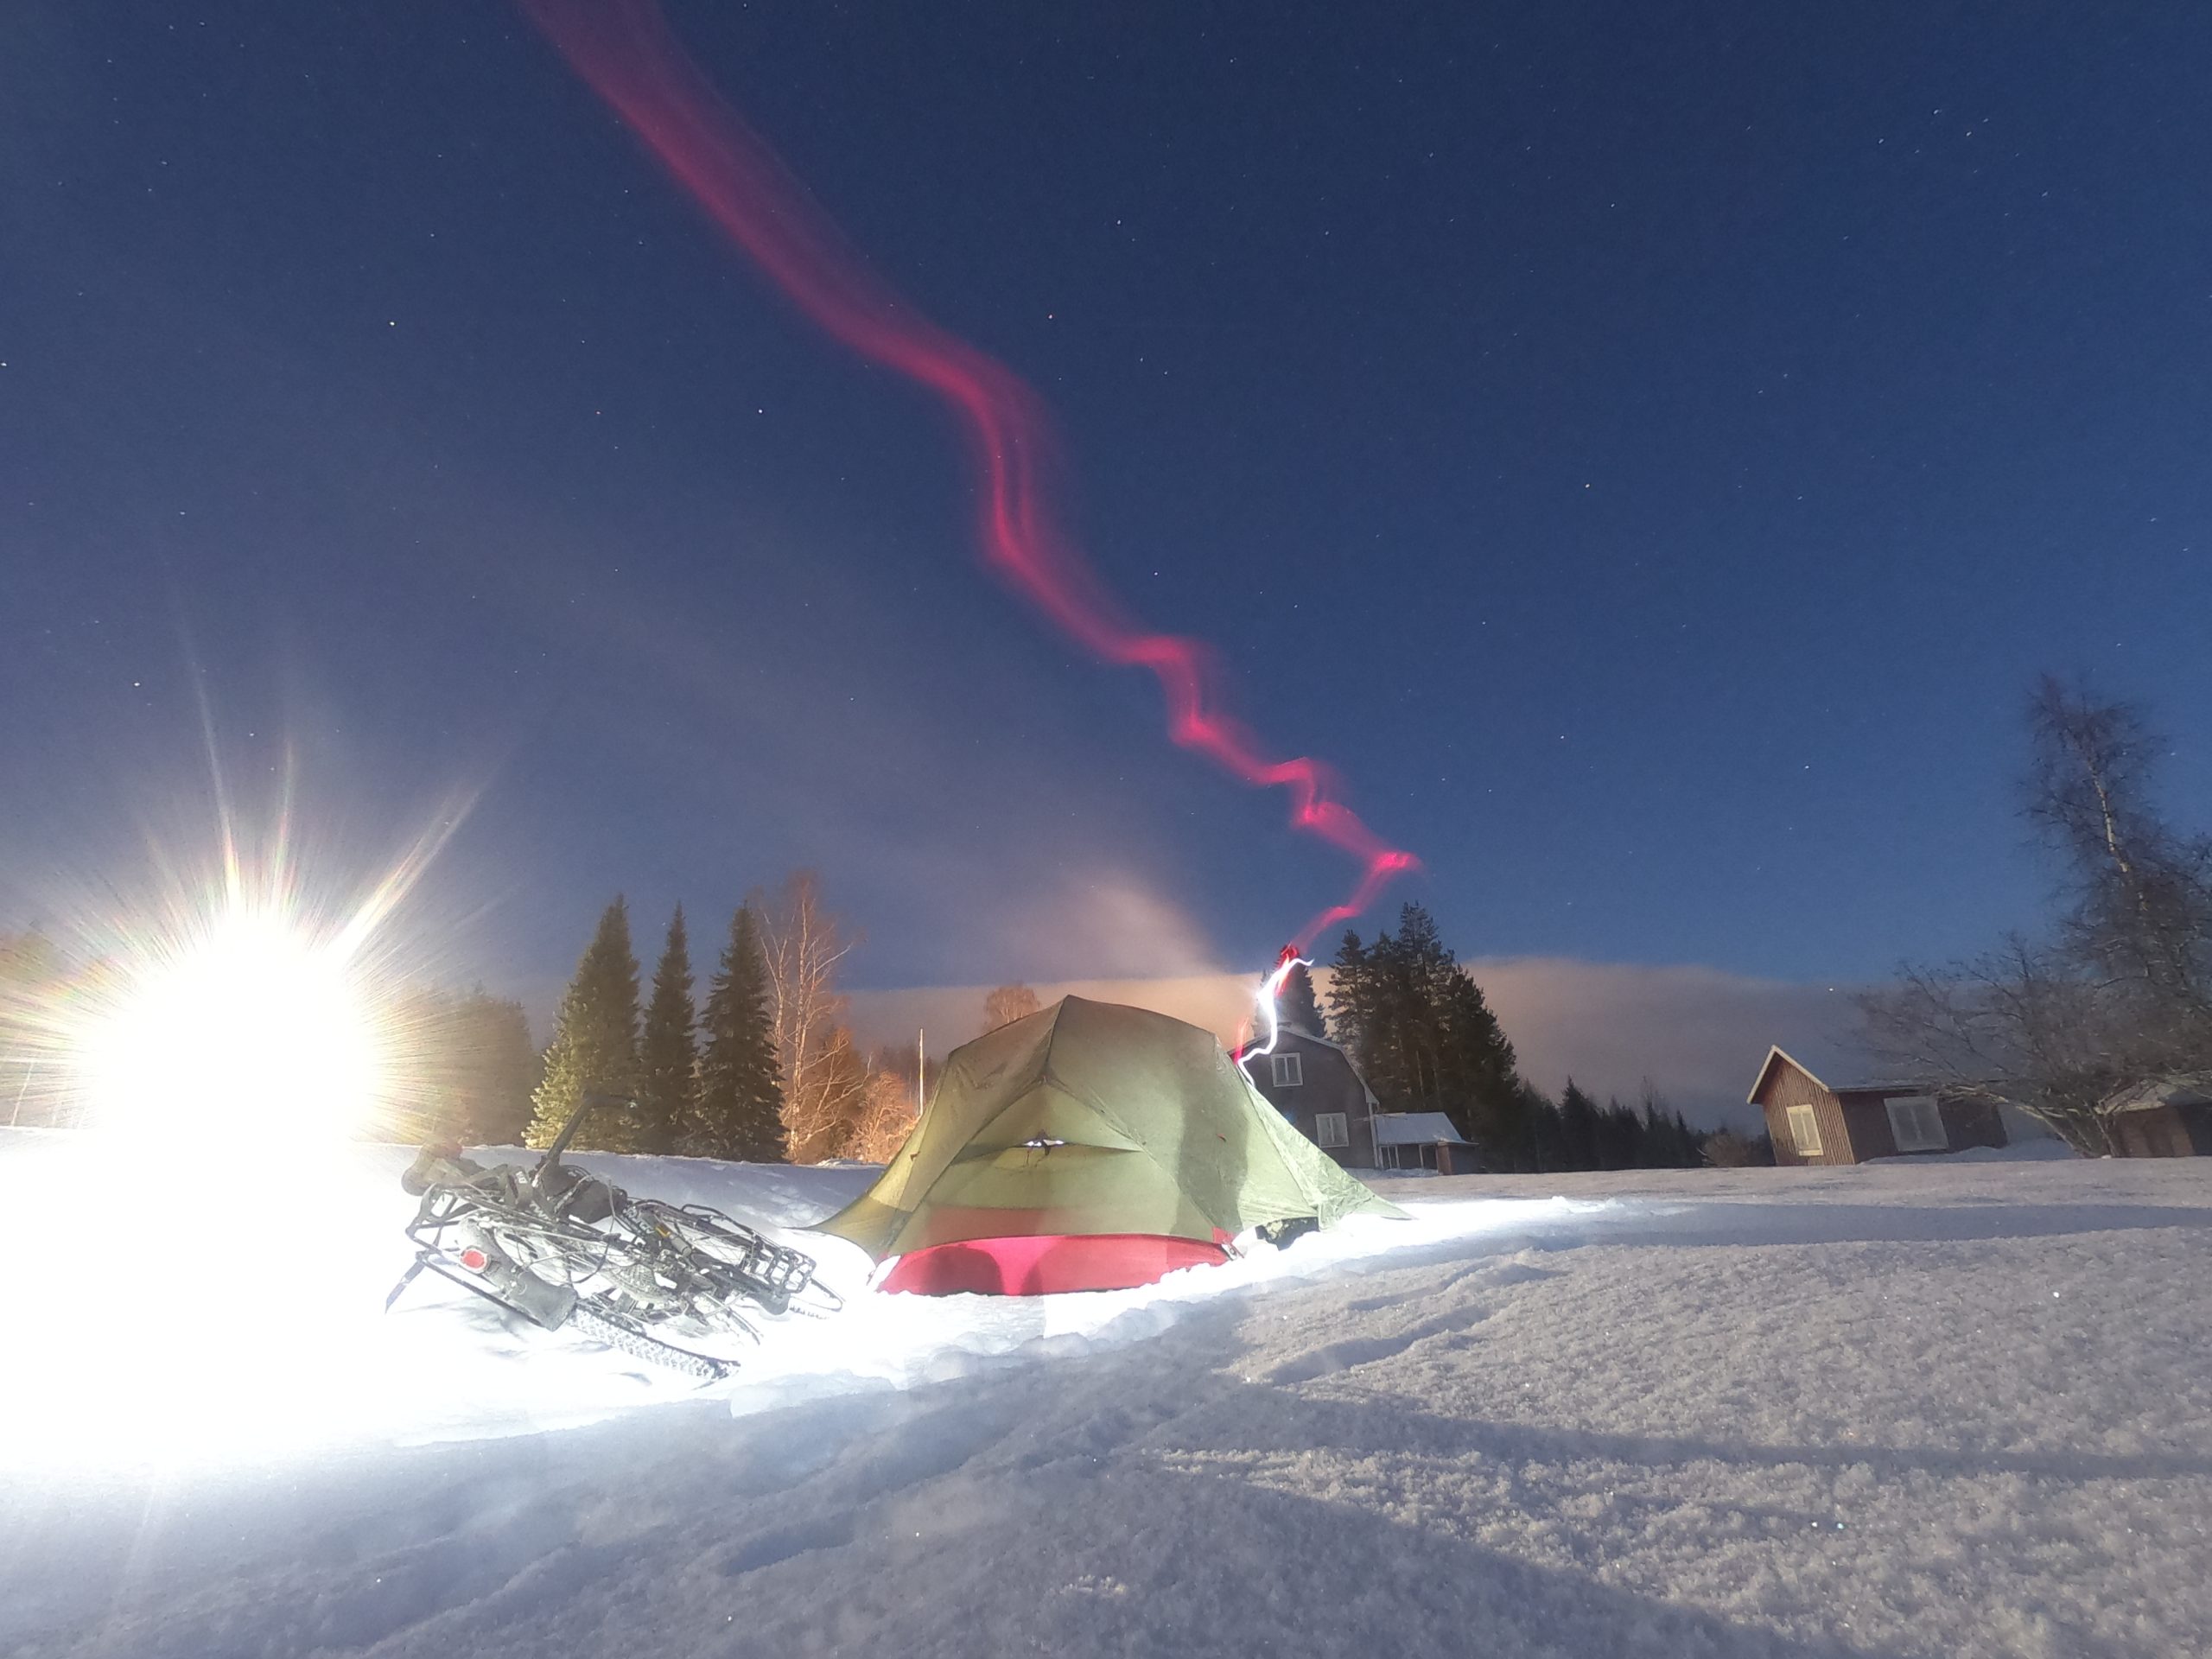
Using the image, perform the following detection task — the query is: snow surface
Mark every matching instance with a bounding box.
[3,1128,2209,1657]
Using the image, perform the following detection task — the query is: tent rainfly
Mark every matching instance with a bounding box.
[816,995,1399,1295]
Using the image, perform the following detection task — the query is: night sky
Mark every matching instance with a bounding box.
[6,3,2210,1046]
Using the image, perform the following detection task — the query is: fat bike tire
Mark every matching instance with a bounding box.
[565,1305,732,1382]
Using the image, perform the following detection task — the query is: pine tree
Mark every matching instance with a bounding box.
[1631,1082,1702,1169]
[1435,969,1522,1146]
[1521,1084,1567,1172]
[526,898,641,1150]
[390,988,537,1147]
[1325,931,1370,1050]
[1558,1080,1602,1170]
[637,906,698,1156]
[1332,922,1439,1105]
[1597,1095,1647,1169]
[1331,904,1527,1151]
[691,903,785,1161]
[447,990,537,1146]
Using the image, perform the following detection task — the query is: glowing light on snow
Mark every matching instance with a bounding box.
[3,798,485,1472]
[0,1108,1580,1477]
[518,0,1418,950]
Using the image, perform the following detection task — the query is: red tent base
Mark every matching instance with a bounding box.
[877,1233,1231,1297]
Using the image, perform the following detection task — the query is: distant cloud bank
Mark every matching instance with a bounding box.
[846,957,1872,1134]
[1462,958,1869,1132]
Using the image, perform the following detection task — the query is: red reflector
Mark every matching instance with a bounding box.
[459,1248,489,1272]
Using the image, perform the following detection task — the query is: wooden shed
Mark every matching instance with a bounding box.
[1749,1046,2007,1166]
[2101,1077,2212,1158]
[1372,1111,1474,1174]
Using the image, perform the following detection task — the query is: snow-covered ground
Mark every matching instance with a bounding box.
[3,1129,2209,1658]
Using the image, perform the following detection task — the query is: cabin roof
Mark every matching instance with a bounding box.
[1374,1111,1471,1147]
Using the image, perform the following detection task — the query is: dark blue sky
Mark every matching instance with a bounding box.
[4,1,2209,1010]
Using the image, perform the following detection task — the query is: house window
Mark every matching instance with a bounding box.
[1886,1095,1948,1154]
[1314,1111,1349,1149]
[1271,1052,1303,1088]
[1786,1104,1822,1155]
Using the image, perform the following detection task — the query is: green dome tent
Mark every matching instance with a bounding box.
[817,995,1400,1294]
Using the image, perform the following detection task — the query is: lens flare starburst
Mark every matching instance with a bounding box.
[0,788,479,1471]
[76,887,389,1146]
[39,781,466,1149]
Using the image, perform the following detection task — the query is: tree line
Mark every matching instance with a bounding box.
[1314,905,1709,1172]
[3,890,1730,1168]
[527,869,918,1162]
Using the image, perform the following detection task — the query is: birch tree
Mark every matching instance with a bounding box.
[754,871,872,1163]
[1858,677,2212,1154]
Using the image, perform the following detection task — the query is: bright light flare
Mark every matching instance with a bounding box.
[77,895,391,1147]
[41,775,464,1149]
[0,794,482,1475]
[1236,944,1312,1083]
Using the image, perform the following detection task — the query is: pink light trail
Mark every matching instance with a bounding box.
[522,0,1416,951]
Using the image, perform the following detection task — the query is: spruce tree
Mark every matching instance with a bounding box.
[1435,968,1522,1146]
[1635,1087,1700,1169]
[637,906,698,1156]
[526,898,642,1151]
[1558,1080,1602,1170]
[1332,904,1527,1151]
[445,990,537,1147]
[1597,1095,1647,1169]
[1521,1084,1567,1173]
[691,903,785,1161]
[1326,931,1373,1050]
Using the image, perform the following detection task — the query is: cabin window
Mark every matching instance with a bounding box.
[1271,1052,1303,1088]
[1786,1104,1822,1155]
[1314,1111,1349,1149]
[1886,1095,1948,1153]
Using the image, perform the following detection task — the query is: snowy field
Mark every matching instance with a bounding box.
[3,1129,2209,1658]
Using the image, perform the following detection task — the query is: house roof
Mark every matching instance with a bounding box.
[2101,1074,2212,1116]
[1747,1045,1821,1105]
[1373,1111,1471,1147]
[1747,1044,1946,1104]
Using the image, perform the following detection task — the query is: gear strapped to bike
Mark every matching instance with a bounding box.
[385,1091,835,1379]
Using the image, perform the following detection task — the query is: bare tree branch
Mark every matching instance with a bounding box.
[753,870,872,1163]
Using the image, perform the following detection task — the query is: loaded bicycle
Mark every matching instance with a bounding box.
[385,1091,831,1378]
